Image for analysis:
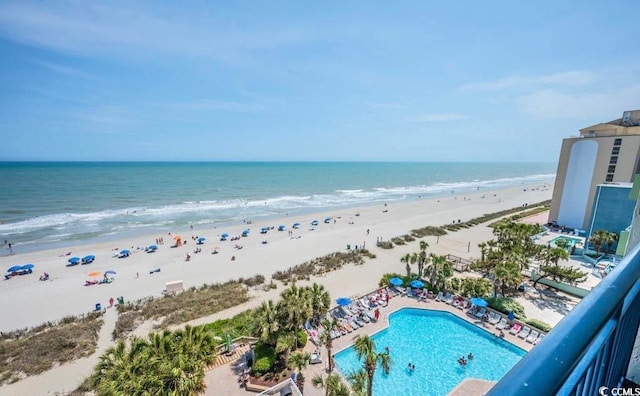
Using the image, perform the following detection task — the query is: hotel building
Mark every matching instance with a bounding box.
[549,110,640,231]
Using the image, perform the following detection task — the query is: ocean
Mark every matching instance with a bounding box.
[0,162,556,252]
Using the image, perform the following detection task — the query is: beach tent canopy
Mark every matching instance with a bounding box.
[105,270,116,276]
[81,255,95,264]
[278,225,286,231]
[7,265,22,273]
[221,233,229,239]
[261,227,269,234]
[20,264,34,270]
[292,223,301,229]
[311,220,319,226]
[120,249,130,255]
[324,217,332,223]
[88,271,101,277]
[68,257,80,264]
[242,229,250,236]
[148,245,158,251]
[197,237,206,243]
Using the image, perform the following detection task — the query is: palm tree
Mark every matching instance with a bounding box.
[589,230,608,256]
[418,240,429,278]
[478,241,488,261]
[604,232,619,255]
[493,261,521,296]
[427,254,452,290]
[352,334,392,396]
[279,284,312,337]
[312,373,350,396]
[346,368,368,396]
[400,253,411,278]
[320,317,337,373]
[93,338,153,394]
[255,300,280,346]
[276,331,297,363]
[287,351,311,394]
[309,283,331,323]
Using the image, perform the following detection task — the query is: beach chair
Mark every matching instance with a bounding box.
[518,326,531,339]
[509,323,522,335]
[534,334,545,345]
[526,330,539,343]
[359,298,372,310]
[475,307,486,318]
[434,291,444,301]
[496,318,508,330]
[489,312,501,325]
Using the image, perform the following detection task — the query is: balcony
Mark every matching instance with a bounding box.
[487,243,640,395]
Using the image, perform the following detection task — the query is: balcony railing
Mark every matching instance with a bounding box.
[488,243,640,395]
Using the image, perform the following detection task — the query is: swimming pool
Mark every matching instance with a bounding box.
[334,308,525,396]
[549,235,584,248]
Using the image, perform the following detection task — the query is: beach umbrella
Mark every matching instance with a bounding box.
[311,220,319,225]
[336,297,352,306]
[88,271,101,277]
[410,279,425,288]
[389,277,403,286]
[221,233,229,238]
[68,257,80,264]
[197,237,206,243]
[20,264,35,270]
[7,265,22,273]
[242,229,250,236]
[120,249,130,255]
[292,222,300,229]
[508,311,515,321]
[278,225,286,231]
[324,217,332,223]
[147,245,157,252]
[82,255,95,262]
[470,297,488,307]
[261,227,269,233]
[105,270,117,276]
[173,235,182,240]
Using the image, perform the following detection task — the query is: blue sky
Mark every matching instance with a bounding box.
[0,1,639,162]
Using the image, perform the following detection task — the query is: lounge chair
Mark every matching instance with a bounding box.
[441,292,452,304]
[406,287,415,297]
[434,291,444,301]
[475,307,486,318]
[489,312,502,325]
[310,349,322,365]
[534,334,545,345]
[359,298,372,310]
[496,318,507,330]
[518,326,531,339]
[419,290,429,301]
[509,323,522,335]
[526,330,539,343]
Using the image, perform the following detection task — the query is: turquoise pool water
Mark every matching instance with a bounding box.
[549,235,584,248]
[334,308,525,396]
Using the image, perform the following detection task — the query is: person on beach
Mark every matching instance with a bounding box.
[109,297,114,307]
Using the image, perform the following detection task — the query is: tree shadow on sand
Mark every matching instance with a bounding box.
[523,286,578,317]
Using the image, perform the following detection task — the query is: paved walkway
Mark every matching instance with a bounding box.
[0,307,118,396]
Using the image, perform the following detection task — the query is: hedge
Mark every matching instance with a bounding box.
[252,343,276,376]
[486,296,526,320]
[524,318,551,333]
[296,328,307,348]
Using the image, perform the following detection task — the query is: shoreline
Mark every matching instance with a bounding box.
[1,184,552,332]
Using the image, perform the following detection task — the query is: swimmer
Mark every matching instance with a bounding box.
[468,353,474,360]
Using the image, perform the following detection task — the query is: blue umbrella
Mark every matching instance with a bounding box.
[292,222,301,228]
[311,220,319,225]
[336,297,352,306]
[410,279,425,288]
[221,233,229,238]
[105,270,117,276]
[470,297,488,307]
[324,217,332,223]
[68,257,80,264]
[120,249,130,255]
[508,311,515,321]
[261,227,269,234]
[7,265,22,273]
[21,264,35,270]
[148,245,157,251]
[242,229,250,236]
[197,237,206,243]
[389,277,403,286]
[81,255,95,264]
[278,225,286,231]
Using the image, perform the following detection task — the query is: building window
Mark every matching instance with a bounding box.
[612,146,620,155]
[608,165,616,173]
[610,156,618,165]
[606,174,614,182]
[614,138,622,146]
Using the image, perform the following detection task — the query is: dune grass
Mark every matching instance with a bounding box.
[113,280,251,339]
[272,249,376,283]
[0,312,103,386]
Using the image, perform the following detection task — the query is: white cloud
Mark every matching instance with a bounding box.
[460,71,598,92]
[406,113,469,122]
[516,84,640,120]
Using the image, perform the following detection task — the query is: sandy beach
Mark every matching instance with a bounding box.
[1,184,552,333]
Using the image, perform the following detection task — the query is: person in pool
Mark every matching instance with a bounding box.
[468,353,474,360]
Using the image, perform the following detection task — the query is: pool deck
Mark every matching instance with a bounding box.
[204,293,536,396]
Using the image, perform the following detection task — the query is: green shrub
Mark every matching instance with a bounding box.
[252,343,276,376]
[486,297,526,319]
[296,329,307,347]
[525,318,551,333]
